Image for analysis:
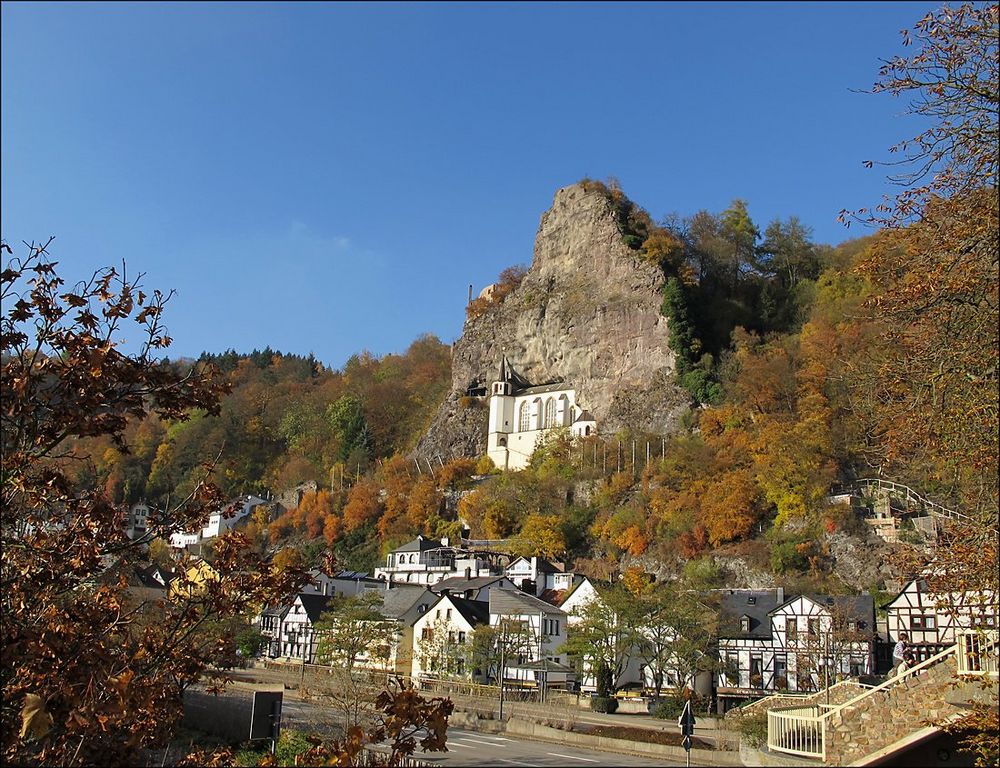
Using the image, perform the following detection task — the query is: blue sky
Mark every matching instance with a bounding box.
[2,1,934,369]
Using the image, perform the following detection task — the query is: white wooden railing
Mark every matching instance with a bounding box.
[956,629,999,678]
[766,642,958,760]
[767,705,827,759]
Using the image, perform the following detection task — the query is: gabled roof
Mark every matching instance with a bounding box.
[395,535,444,553]
[490,588,566,617]
[261,604,291,619]
[506,556,561,574]
[296,593,333,624]
[574,410,595,423]
[447,595,491,627]
[379,585,437,622]
[134,564,177,588]
[770,594,876,626]
[718,590,782,639]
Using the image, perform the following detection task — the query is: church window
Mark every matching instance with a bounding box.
[570,406,576,423]
[544,398,556,428]
[518,402,531,432]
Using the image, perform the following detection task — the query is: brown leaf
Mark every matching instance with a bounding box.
[20,693,53,741]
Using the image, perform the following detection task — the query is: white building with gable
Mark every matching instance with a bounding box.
[487,356,596,471]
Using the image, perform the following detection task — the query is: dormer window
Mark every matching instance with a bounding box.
[740,615,751,633]
[848,620,858,633]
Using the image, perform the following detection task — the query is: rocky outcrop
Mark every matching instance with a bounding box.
[416,183,689,460]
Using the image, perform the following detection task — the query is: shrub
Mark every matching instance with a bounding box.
[731,710,768,749]
[652,689,702,721]
[590,696,619,714]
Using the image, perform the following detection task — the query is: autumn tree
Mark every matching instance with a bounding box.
[315,592,397,672]
[842,5,998,764]
[0,244,311,766]
[560,586,638,697]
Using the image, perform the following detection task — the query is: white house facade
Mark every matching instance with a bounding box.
[884,578,998,662]
[411,594,489,680]
[716,590,876,712]
[486,357,596,471]
[489,589,573,690]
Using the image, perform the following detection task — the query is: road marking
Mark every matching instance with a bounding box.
[445,742,475,749]
[498,760,540,767]
[546,753,600,763]
[453,737,501,747]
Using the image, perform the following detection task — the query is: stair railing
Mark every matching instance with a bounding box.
[767,643,958,760]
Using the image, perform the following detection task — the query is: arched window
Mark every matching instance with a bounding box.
[518,402,531,432]
[558,394,570,425]
[544,397,556,428]
[569,406,576,423]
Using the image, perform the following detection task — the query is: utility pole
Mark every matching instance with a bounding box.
[498,622,507,720]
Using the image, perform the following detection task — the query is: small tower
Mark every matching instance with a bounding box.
[492,355,514,397]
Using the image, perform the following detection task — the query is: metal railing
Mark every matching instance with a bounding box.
[956,630,999,678]
[851,478,971,524]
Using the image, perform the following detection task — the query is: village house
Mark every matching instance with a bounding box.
[504,556,575,598]
[276,593,332,663]
[489,589,573,690]
[373,535,502,586]
[168,494,269,549]
[430,574,518,602]
[411,593,490,680]
[716,589,876,712]
[302,568,382,598]
[486,356,597,471]
[883,577,999,662]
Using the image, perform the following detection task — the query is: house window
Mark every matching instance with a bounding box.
[808,618,820,636]
[787,618,797,639]
[458,631,466,644]
[446,609,452,620]
[750,655,763,688]
[847,620,858,633]
[518,402,531,432]
[544,398,556,428]
[911,615,936,630]
[849,657,864,676]
[552,620,559,636]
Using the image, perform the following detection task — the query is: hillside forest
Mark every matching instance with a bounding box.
[63,177,998,588]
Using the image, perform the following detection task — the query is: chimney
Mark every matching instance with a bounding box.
[465,567,471,579]
[776,587,785,603]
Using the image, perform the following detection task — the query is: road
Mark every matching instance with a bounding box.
[279,698,709,767]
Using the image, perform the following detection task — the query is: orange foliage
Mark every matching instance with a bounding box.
[323,513,343,545]
[342,479,382,533]
[701,470,762,546]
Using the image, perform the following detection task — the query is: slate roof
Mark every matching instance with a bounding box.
[297,593,333,624]
[446,595,491,627]
[515,382,572,397]
[134,564,177,588]
[717,590,783,639]
[490,589,566,617]
[379,585,438,624]
[574,410,595,423]
[786,594,876,628]
[395,536,444,553]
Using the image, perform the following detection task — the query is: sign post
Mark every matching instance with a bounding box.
[678,699,696,767]
[250,690,283,756]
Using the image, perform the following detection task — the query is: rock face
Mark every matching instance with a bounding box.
[416,183,690,461]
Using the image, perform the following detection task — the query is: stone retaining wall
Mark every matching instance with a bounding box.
[824,659,968,765]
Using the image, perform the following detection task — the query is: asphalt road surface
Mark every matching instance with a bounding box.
[280,699,698,767]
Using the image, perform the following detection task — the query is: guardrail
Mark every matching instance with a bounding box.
[956,630,999,678]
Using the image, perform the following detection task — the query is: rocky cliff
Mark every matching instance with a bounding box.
[416,183,690,461]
